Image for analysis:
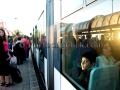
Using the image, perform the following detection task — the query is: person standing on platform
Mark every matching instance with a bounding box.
[0,29,13,87]
[26,36,31,59]
[13,32,20,45]
[14,37,24,65]
[21,35,29,62]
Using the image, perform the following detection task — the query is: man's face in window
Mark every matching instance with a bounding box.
[81,57,94,70]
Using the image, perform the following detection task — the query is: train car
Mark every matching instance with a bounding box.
[32,0,120,90]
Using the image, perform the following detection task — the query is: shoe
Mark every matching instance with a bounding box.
[1,83,5,86]
[5,82,14,87]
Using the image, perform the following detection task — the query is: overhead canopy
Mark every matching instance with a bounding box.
[91,11,120,30]
[75,20,91,33]
[61,21,91,34]
[60,11,120,35]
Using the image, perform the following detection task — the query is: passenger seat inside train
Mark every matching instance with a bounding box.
[88,65,119,90]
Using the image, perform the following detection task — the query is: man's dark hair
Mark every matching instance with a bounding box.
[82,52,96,64]
[18,37,21,40]
[16,32,19,35]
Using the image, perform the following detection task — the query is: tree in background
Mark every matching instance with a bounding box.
[13,29,24,38]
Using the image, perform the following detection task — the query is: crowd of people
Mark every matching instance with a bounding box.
[0,29,31,87]
[13,32,31,65]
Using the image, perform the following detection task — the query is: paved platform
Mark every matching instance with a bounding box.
[0,54,40,90]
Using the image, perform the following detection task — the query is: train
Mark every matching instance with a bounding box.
[32,0,120,90]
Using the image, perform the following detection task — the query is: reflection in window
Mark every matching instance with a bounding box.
[60,0,120,89]
[110,12,120,25]
[63,25,79,79]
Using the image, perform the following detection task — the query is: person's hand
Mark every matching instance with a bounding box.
[6,56,11,61]
[9,49,12,52]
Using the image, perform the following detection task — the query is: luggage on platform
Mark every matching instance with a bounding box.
[9,65,22,83]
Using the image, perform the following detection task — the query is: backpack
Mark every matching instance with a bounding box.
[9,66,22,83]
[13,42,24,56]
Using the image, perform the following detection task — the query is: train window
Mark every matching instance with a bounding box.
[34,11,46,71]
[61,0,83,18]
[60,0,120,89]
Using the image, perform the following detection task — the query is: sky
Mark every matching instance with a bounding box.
[61,0,120,23]
[0,0,120,36]
[0,0,45,36]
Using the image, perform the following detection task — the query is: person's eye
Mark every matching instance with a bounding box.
[84,61,87,63]
[81,61,87,64]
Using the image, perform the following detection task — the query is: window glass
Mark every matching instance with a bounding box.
[61,0,83,18]
[37,11,47,71]
[61,0,101,19]
[60,0,120,89]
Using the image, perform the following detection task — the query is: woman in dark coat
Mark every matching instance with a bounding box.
[0,29,13,87]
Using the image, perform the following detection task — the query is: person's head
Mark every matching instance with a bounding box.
[26,36,30,40]
[86,33,92,40]
[81,52,96,70]
[16,32,20,36]
[81,36,85,41]
[102,42,111,58]
[26,36,28,39]
[8,36,10,39]
[96,42,111,58]
[23,35,26,38]
[17,37,21,40]
[101,35,105,40]
[0,29,6,41]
